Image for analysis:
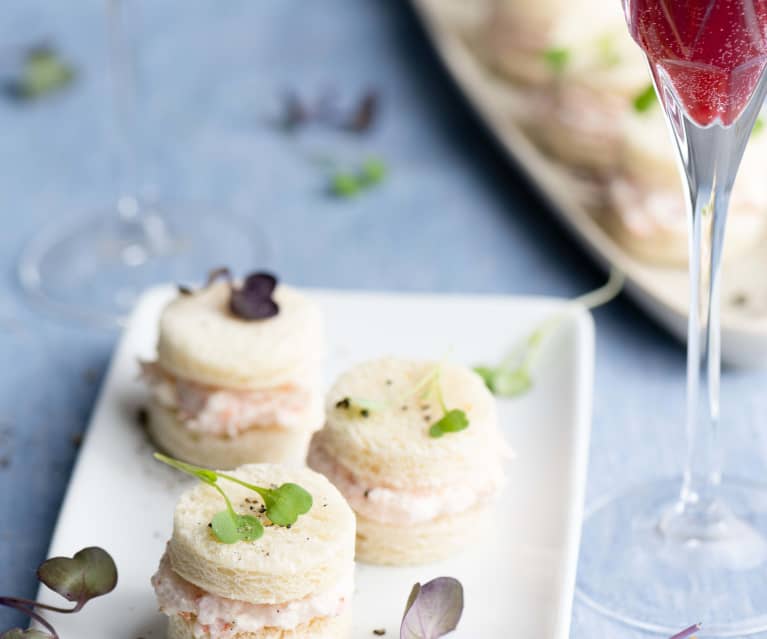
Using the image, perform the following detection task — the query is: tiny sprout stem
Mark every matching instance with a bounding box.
[499,268,625,374]
[212,484,237,518]
[0,599,60,639]
[570,267,625,310]
[434,370,449,415]
[217,473,270,502]
[0,596,76,615]
[154,453,218,485]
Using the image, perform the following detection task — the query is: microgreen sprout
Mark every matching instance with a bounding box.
[543,47,570,73]
[0,547,117,639]
[669,624,701,639]
[476,268,624,398]
[403,364,469,438]
[329,157,387,198]
[753,116,765,137]
[154,454,312,540]
[400,577,464,639]
[633,83,657,113]
[7,46,76,102]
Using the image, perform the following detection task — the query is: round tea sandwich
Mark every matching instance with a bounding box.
[152,463,355,639]
[142,272,324,469]
[308,357,507,565]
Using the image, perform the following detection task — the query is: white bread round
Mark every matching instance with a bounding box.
[168,464,355,605]
[355,501,491,566]
[167,609,351,639]
[157,283,324,390]
[315,358,501,490]
[148,401,318,469]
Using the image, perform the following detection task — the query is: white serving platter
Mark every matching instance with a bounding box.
[35,286,594,639]
[409,0,767,367]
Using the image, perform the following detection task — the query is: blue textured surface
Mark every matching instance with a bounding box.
[2,1,767,637]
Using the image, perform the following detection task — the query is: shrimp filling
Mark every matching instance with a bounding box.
[141,361,321,437]
[308,442,503,525]
[152,554,352,638]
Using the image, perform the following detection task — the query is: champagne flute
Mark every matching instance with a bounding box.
[18,0,267,327]
[577,0,767,634]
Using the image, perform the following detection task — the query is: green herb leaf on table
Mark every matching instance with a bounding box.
[400,577,464,639]
[329,157,388,198]
[543,47,570,73]
[8,46,75,102]
[476,268,624,398]
[633,83,657,113]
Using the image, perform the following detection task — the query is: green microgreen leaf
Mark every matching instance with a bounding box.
[329,158,388,198]
[633,84,657,113]
[400,577,464,639]
[37,547,117,608]
[476,268,624,398]
[9,47,75,101]
[219,474,313,527]
[753,117,764,137]
[330,172,361,197]
[359,158,387,186]
[428,409,470,438]
[596,34,621,67]
[543,47,570,73]
[210,510,241,544]
[0,630,52,639]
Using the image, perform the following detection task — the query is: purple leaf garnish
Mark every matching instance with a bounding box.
[229,272,279,321]
[400,577,463,639]
[37,547,117,609]
[347,91,379,132]
[669,624,701,639]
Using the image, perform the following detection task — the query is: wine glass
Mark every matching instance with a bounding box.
[18,0,268,327]
[576,1,767,635]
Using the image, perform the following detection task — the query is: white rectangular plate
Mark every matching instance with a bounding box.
[409,0,767,367]
[37,287,594,639]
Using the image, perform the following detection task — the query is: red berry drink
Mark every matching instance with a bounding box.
[624,0,767,125]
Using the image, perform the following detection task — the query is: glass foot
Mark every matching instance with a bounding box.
[18,203,271,327]
[577,477,767,636]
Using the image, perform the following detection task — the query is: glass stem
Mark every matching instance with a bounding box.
[658,73,767,534]
[107,0,141,221]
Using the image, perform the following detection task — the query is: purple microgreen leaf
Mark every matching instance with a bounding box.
[281,92,310,131]
[347,91,379,132]
[205,266,232,287]
[400,577,463,639]
[669,624,702,639]
[0,629,52,639]
[36,547,117,607]
[229,272,280,321]
[242,272,277,296]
